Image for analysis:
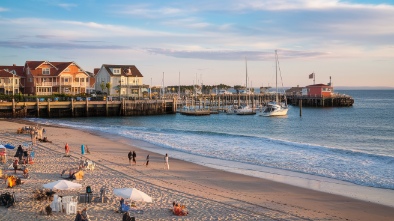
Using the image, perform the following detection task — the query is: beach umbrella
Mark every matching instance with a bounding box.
[4,144,15,149]
[43,180,82,191]
[113,188,152,203]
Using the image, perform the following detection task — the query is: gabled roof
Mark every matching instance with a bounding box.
[25,61,58,70]
[102,64,143,77]
[24,61,88,77]
[0,69,19,78]
[0,65,24,77]
[93,68,100,76]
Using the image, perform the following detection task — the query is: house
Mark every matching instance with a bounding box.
[0,64,23,94]
[303,84,333,97]
[24,61,90,95]
[285,86,303,96]
[95,64,146,98]
[0,69,21,95]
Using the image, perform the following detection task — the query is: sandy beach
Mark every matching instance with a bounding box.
[1,119,393,221]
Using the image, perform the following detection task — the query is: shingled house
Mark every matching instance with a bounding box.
[95,64,146,98]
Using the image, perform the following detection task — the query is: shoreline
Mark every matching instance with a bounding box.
[31,118,394,207]
[1,119,394,220]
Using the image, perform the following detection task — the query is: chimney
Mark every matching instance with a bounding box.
[13,64,16,66]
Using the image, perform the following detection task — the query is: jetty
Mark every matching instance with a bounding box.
[0,92,354,118]
[0,98,177,118]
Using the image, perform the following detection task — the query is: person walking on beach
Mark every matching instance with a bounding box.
[65,143,70,156]
[128,151,132,165]
[145,154,149,167]
[164,153,169,170]
[132,151,136,165]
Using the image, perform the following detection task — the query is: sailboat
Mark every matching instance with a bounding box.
[260,50,288,117]
[226,57,256,115]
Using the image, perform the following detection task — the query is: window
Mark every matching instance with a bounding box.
[65,68,70,72]
[29,78,33,83]
[113,69,120,74]
[42,68,50,75]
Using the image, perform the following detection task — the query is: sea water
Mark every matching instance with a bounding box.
[28,90,394,206]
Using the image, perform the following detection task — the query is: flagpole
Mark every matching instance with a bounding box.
[313,72,315,85]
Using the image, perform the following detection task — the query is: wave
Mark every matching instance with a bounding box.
[28,118,394,190]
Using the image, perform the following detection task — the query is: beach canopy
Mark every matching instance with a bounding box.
[113,188,152,203]
[4,144,15,149]
[43,180,82,191]
[0,145,5,149]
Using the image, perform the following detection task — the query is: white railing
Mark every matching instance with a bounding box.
[34,82,88,87]
[36,82,59,86]
[36,92,53,96]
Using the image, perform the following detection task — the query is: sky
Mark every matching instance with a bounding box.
[0,0,393,88]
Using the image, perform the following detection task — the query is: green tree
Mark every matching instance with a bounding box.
[100,82,106,92]
[106,82,112,94]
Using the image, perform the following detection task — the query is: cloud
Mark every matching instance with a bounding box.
[0,40,128,50]
[145,48,328,60]
[58,3,77,10]
[0,7,9,12]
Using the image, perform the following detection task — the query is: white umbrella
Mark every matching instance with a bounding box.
[43,180,82,191]
[113,188,152,203]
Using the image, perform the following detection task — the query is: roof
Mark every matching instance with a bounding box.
[0,65,24,77]
[0,69,19,78]
[93,68,100,76]
[306,84,331,87]
[24,61,88,77]
[285,87,303,93]
[102,64,143,77]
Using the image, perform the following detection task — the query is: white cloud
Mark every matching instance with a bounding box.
[0,7,9,12]
[58,3,77,10]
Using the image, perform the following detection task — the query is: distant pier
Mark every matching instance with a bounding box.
[286,95,354,107]
[0,98,177,118]
[0,93,354,118]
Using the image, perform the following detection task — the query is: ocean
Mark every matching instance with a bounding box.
[28,90,394,205]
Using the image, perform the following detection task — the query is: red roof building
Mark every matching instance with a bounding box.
[303,84,333,97]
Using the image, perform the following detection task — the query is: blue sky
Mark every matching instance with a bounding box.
[0,0,393,88]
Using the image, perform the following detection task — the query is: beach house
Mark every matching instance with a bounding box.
[23,61,91,95]
[94,64,146,99]
[0,65,22,95]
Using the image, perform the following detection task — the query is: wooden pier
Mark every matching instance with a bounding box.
[0,93,354,118]
[286,95,354,107]
[0,98,177,118]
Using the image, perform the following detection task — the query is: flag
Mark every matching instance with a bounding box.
[309,73,314,79]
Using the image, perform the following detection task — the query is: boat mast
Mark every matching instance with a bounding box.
[245,56,248,90]
[275,50,279,103]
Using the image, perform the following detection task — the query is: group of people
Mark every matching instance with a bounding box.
[172,201,188,216]
[127,151,169,169]
[74,207,89,221]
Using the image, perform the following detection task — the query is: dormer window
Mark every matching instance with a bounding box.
[113,69,120,74]
[42,68,50,75]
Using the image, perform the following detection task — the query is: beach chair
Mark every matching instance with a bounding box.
[65,202,77,215]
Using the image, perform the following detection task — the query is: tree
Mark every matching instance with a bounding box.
[100,82,106,92]
[106,82,111,94]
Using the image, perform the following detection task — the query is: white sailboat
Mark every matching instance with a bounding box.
[260,50,288,117]
[227,57,256,115]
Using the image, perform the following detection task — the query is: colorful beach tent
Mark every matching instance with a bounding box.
[113,188,152,203]
[43,180,82,191]
[4,144,15,149]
